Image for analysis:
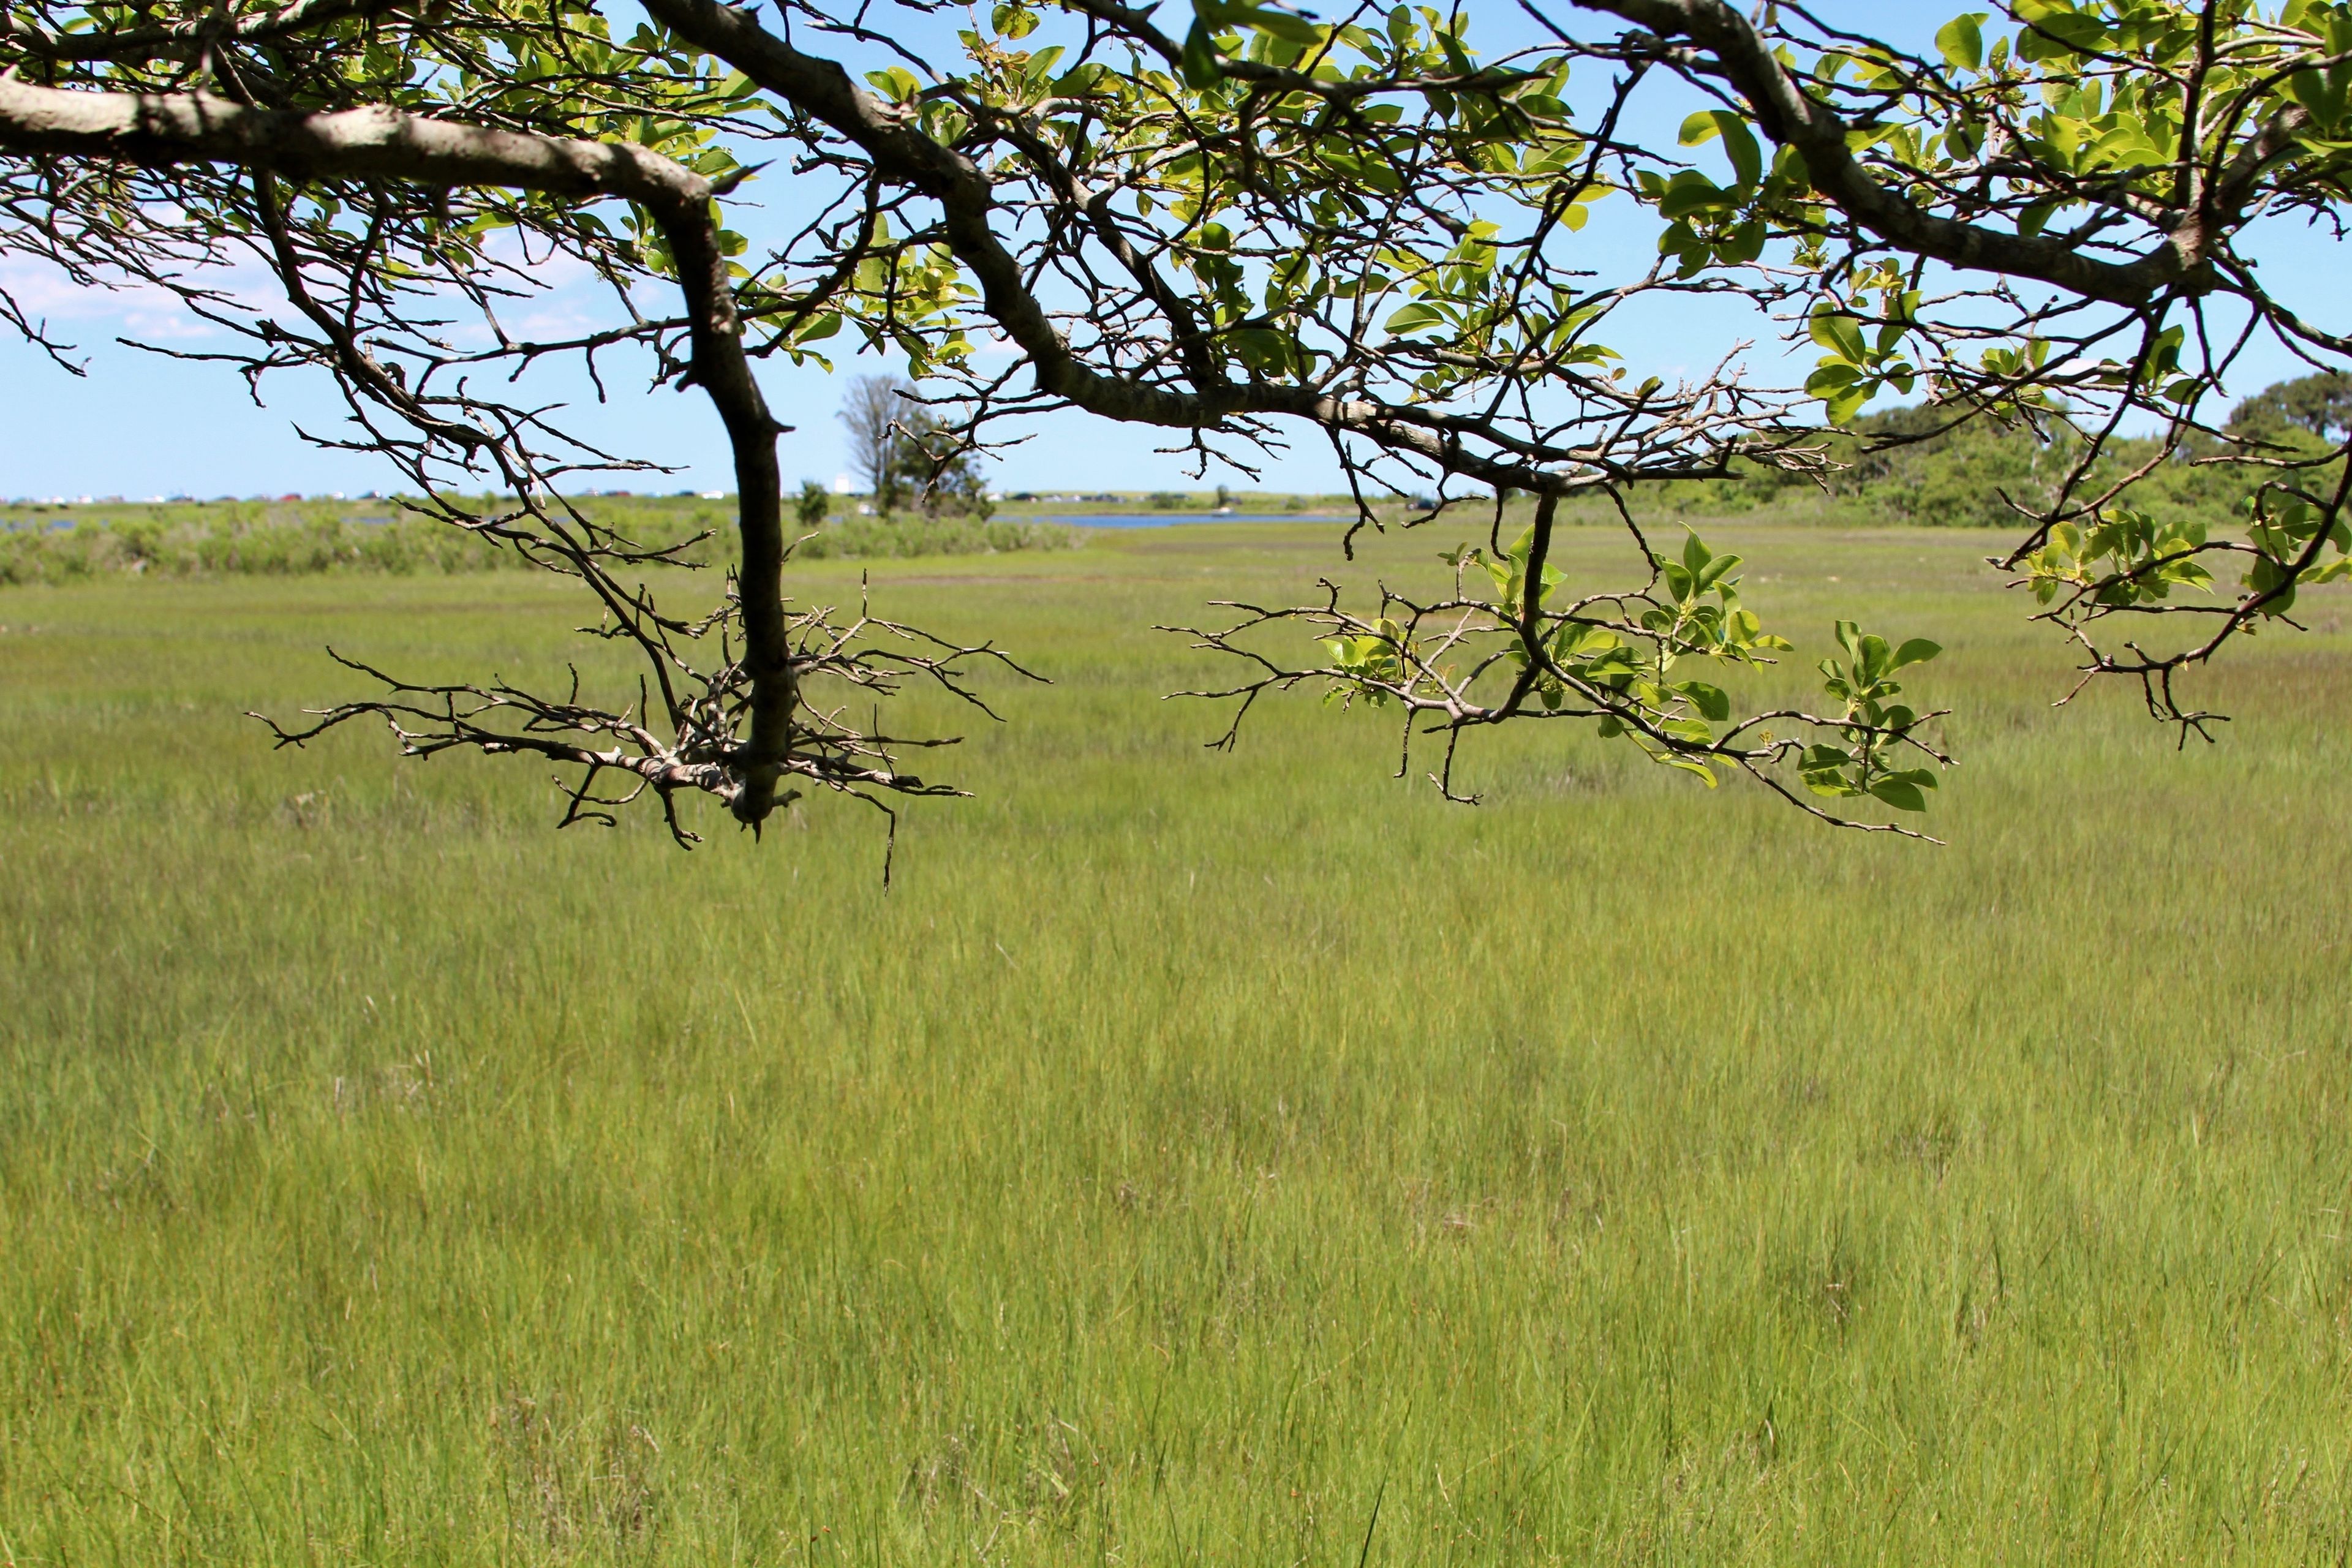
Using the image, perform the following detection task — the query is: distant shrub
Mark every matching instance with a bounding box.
[0,502,1079,587]
[1617,405,2275,529]
[790,515,1079,560]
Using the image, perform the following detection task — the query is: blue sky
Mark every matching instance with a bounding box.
[2,1,2342,500]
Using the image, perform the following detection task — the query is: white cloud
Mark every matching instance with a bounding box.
[0,255,242,341]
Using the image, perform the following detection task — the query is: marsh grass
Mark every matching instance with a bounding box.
[4,522,2350,1563]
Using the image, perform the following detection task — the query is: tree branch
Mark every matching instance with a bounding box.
[1562,0,2212,304]
[0,75,804,821]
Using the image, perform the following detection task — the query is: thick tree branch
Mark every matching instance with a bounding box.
[2,0,405,63]
[1564,0,2211,304]
[641,0,1741,498]
[0,78,703,202]
[0,75,800,822]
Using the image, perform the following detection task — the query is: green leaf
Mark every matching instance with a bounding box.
[1179,20,1223,87]
[1825,387,1869,425]
[1869,776,1928,812]
[1681,682,1731,722]
[2290,66,2349,127]
[1239,5,1323,45]
[2015,2,2107,52]
[1656,171,1727,220]
[2247,554,2298,615]
[1681,529,1709,578]
[1888,638,1941,671]
[864,66,922,102]
[1382,301,1447,335]
[1718,123,1762,189]
[1677,110,1722,147]
[990,3,1040,39]
[1678,110,1761,188]
[1935,13,1985,73]
[1808,310,1866,364]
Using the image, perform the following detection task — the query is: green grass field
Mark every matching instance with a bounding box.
[4,520,2351,1564]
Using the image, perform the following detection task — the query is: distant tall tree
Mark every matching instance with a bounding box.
[921,454,993,521]
[838,375,913,514]
[892,406,992,519]
[2229,374,2352,445]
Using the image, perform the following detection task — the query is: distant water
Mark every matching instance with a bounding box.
[1027,512,1346,529]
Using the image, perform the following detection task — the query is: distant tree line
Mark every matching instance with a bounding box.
[1667,373,2352,529]
[0,499,1071,587]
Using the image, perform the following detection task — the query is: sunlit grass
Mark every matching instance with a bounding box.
[4,521,2350,1564]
